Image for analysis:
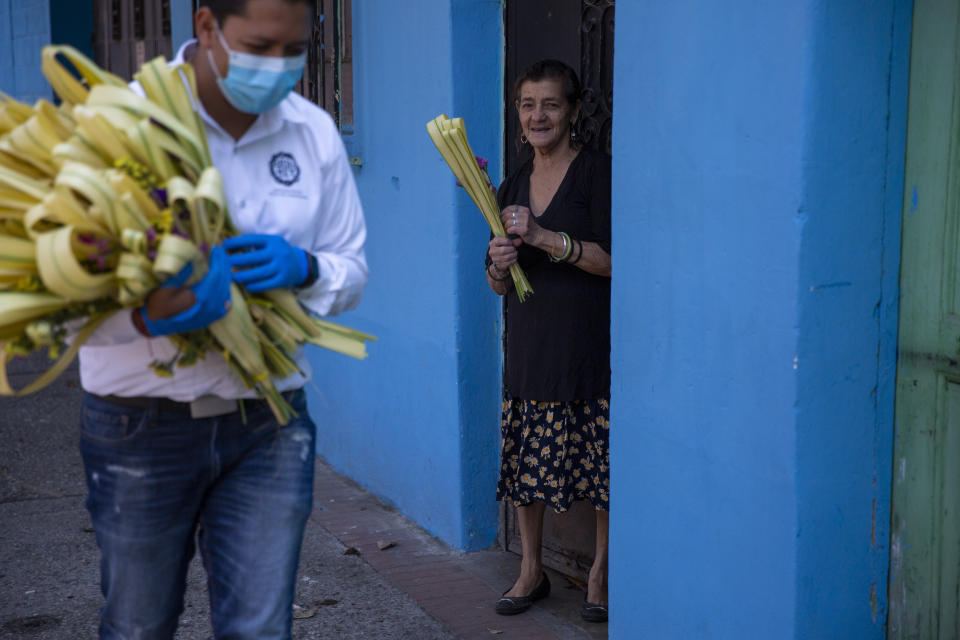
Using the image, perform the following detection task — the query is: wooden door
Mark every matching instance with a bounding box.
[501,0,614,583]
[888,1,960,637]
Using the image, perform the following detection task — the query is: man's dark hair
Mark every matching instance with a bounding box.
[199,0,314,24]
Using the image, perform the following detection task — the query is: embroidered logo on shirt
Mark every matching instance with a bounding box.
[269,152,301,186]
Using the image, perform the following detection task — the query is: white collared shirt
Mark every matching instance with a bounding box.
[78,40,368,400]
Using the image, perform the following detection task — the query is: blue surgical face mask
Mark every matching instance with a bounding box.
[207,25,307,114]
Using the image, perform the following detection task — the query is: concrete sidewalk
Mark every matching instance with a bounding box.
[0,355,606,640]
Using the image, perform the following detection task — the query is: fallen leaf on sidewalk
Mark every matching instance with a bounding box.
[376,540,396,551]
[342,547,360,556]
[563,575,586,590]
[316,599,338,606]
[488,630,503,635]
[292,604,318,620]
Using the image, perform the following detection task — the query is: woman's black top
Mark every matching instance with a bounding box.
[493,147,611,401]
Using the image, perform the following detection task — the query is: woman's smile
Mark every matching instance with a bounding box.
[516,78,577,152]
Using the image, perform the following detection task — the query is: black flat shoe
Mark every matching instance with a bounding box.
[494,572,551,615]
[581,597,608,623]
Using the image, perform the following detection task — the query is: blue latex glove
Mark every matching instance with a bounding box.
[142,247,232,336]
[223,233,310,293]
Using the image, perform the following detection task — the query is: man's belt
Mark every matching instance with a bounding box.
[96,394,243,419]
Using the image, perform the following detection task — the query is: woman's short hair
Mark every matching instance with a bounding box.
[512,59,582,110]
[512,59,583,152]
[199,0,313,24]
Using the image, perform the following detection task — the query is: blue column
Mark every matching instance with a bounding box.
[609,1,910,637]
[794,2,911,636]
[450,0,504,550]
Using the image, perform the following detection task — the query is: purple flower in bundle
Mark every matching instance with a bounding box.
[172,229,189,239]
[455,156,489,188]
[151,188,168,207]
[199,243,209,254]
[77,233,97,245]
[178,210,190,221]
[95,256,108,270]
[145,228,157,242]
[148,250,157,260]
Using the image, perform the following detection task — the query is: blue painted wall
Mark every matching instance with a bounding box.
[170,0,194,56]
[16,1,916,633]
[0,0,52,103]
[449,0,505,549]
[610,3,805,635]
[305,0,504,550]
[610,1,909,638]
[0,0,12,91]
[795,2,911,636]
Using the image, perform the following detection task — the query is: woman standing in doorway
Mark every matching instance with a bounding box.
[486,59,611,623]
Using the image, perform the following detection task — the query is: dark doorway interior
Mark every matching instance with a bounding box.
[504,0,614,177]
[501,0,614,583]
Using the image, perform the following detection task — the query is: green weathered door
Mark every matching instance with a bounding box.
[889,2,960,637]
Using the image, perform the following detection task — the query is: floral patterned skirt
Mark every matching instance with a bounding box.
[496,396,610,513]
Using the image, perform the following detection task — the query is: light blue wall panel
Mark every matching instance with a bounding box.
[610,2,807,637]
[4,0,50,102]
[306,0,503,549]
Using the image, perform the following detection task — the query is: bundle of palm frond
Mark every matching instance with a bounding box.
[0,46,374,424]
[426,113,532,301]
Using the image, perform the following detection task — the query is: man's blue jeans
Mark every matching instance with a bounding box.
[79,389,316,640]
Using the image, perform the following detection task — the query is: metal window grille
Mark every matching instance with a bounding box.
[580,0,614,155]
[93,0,173,80]
[133,0,146,40]
[161,0,171,38]
[297,0,354,133]
[110,0,122,42]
